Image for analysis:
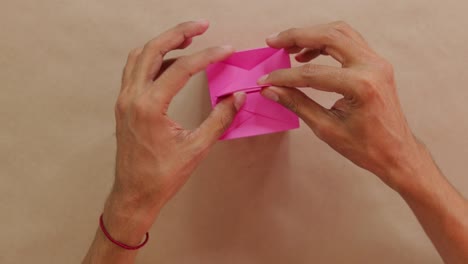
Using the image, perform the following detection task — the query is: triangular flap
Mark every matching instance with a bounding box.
[222,47,279,70]
[219,92,299,140]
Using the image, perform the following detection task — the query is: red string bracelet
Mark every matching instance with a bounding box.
[99,214,149,250]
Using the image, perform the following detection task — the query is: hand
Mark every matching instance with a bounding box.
[104,20,245,245]
[258,21,424,190]
[258,23,468,263]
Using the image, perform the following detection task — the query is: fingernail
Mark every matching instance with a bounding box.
[267,32,279,40]
[257,74,269,84]
[261,88,279,102]
[233,92,246,111]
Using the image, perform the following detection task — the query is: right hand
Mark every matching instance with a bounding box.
[258,21,427,191]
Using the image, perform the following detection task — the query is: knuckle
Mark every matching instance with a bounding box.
[299,64,329,88]
[357,76,378,100]
[361,87,378,101]
[114,98,127,116]
[216,113,233,133]
[144,38,160,51]
[356,73,377,90]
[175,130,192,142]
[322,21,353,43]
[331,20,351,31]
[284,27,299,39]
[213,101,236,133]
[300,63,318,78]
[172,56,194,77]
[367,58,395,85]
[128,48,142,60]
[323,27,344,43]
[283,95,301,114]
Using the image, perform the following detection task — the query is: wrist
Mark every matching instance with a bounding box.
[378,138,434,193]
[101,190,161,246]
[383,140,441,197]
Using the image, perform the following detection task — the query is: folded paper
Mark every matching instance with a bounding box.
[206,47,300,140]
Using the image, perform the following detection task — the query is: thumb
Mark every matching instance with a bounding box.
[193,92,246,146]
[260,86,333,131]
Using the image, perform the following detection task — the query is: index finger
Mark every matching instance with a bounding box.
[152,45,235,105]
[133,20,210,85]
[266,22,373,67]
[259,64,358,99]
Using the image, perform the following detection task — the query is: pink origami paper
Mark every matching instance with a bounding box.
[206,47,300,140]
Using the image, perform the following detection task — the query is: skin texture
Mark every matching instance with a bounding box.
[258,21,468,264]
[82,20,246,264]
[83,21,468,264]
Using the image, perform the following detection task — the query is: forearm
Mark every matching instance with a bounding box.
[82,192,160,264]
[390,144,468,264]
[82,228,138,264]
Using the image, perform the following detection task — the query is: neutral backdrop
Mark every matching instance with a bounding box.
[2,0,468,263]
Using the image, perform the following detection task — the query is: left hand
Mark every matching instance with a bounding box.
[103,20,246,245]
[258,21,419,191]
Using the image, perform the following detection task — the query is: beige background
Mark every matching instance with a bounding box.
[2,0,468,263]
